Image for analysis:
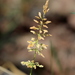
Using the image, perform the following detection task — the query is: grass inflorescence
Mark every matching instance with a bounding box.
[21,0,52,75]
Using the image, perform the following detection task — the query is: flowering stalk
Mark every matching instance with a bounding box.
[21,0,52,75]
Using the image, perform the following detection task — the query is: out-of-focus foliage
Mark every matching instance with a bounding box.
[0,0,35,49]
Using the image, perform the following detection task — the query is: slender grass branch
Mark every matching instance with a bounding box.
[21,0,52,75]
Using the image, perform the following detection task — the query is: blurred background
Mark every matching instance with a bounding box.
[0,0,75,75]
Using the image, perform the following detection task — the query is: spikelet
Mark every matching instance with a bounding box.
[43,0,49,15]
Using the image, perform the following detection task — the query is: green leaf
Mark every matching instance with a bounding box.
[50,41,63,73]
[71,12,75,14]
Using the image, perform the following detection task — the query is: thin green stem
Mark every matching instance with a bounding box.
[33,50,37,60]
[30,43,37,75]
[30,68,33,75]
[50,41,54,75]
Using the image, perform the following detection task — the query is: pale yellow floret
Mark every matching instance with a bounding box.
[45,21,51,24]
[43,30,48,34]
[30,26,38,30]
[30,30,36,34]
[33,19,39,23]
[43,25,48,28]
[38,12,42,18]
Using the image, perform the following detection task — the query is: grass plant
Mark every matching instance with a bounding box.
[21,0,52,75]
